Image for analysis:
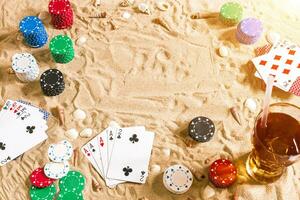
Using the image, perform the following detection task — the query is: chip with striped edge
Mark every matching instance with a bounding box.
[29,184,56,200]
[59,171,86,193]
[30,167,56,188]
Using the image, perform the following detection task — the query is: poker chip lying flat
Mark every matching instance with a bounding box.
[219,2,243,25]
[236,18,263,45]
[48,140,73,162]
[163,164,193,194]
[188,116,215,142]
[29,184,56,200]
[57,191,83,200]
[59,171,85,193]
[208,159,237,188]
[44,161,70,179]
[40,69,65,96]
[30,168,55,188]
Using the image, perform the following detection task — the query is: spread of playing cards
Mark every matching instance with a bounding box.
[1,1,300,200]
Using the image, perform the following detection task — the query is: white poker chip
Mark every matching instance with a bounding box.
[48,140,73,162]
[11,53,39,82]
[44,161,70,179]
[163,164,193,194]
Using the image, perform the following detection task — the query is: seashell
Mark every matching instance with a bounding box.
[162,148,170,157]
[202,185,215,199]
[76,36,87,46]
[38,11,50,21]
[244,98,257,113]
[152,18,171,32]
[150,164,161,173]
[184,137,198,148]
[7,68,15,74]
[57,106,65,126]
[89,12,107,18]
[266,31,280,44]
[73,109,86,121]
[80,128,93,138]
[122,11,131,20]
[189,166,205,181]
[110,20,118,30]
[16,32,23,41]
[219,46,229,57]
[230,107,242,125]
[92,178,102,191]
[156,1,169,11]
[120,0,135,7]
[138,3,151,15]
[191,12,218,19]
[94,0,101,6]
[65,128,79,140]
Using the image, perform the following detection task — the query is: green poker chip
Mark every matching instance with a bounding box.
[29,184,56,200]
[57,191,83,200]
[59,171,85,193]
[49,35,74,64]
[219,2,243,25]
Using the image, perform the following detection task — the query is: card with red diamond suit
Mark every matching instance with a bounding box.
[252,47,300,93]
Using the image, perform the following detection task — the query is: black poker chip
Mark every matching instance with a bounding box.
[188,116,215,142]
[40,69,65,96]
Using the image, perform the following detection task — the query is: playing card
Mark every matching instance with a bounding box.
[107,128,155,184]
[252,47,300,92]
[81,143,104,179]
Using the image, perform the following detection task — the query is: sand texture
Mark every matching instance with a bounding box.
[0,0,300,199]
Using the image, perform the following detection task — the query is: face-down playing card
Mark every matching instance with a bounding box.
[107,128,155,184]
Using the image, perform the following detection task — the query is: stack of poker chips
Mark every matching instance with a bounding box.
[219,2,243,25]
[236,18,263,45]
[11,53,40,82]
[40,69,65,96]
[50,35,75,64]
[48,0,74,29]
[19,16,48,48]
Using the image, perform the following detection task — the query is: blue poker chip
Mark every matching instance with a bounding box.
[19,16,43,34]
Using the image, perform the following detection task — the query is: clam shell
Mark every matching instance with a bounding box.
[65,128,79,140]
[156,1,169,11]
[138,3,151,14]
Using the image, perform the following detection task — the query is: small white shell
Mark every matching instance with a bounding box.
[94,0,101,6]
[156,1,169,11]
[244,98,257,113]
[73,109,87,121]
[266,31,280,44]
[80,128,93,138]
[38,11,51,22]
[138,3,151,14]
[219,46,229,57]
[162,148,170,157]
[122,11,131,19]
[202,185,215,199]
[76,36,87,46]
[150,164,161,173]
[65,128,79,140]
[109,121,120,128]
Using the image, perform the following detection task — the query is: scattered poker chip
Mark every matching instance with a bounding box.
[48,0,74,29]
[163,164,193,194]
[29,184,56,200]
[29,168,55,188]
[208,159,237,188]
[57,191,84,200]
[48,140,73,162]
[49,35,74,64]
[188,116,215,143]
[236,18,263,45]
[59,171,85,193]
[44,161,70,179]
[40,69,65,96]
[219,2,243,25]
[19,16,48,48]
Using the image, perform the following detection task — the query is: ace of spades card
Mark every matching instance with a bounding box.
[107,128,155,184]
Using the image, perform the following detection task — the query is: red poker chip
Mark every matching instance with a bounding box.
[49,0,72,15]
[30,167,56,188]
[49,0,73,29]
[208,159,237,188]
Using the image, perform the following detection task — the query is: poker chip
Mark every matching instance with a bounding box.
[219,2,243,25]
[163,164,193,194]
[44,161,70,179]
[29,184,56,200]
[59,171,85,193]
[208,159,237,188]
[19,16,48,48]
[57,191,84,200]
[11,53,40,82]
[40,69,65,96]
[48,140,73,162]
[236,18,263,45]
[48,0,74,29]
[49,35,75,64]
[188,116,215,142]
[29,168,55,188]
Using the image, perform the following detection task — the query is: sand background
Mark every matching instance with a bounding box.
[0,0,300,199]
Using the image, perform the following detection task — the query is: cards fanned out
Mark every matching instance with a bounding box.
[0,100,49,166]
[81,123,155,188]
[252,39,300,96]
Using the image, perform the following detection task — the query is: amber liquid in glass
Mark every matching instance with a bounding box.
[247,112,300,183]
